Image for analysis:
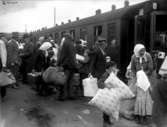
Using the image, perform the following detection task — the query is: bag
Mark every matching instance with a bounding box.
[0,71,16,86]
[42,67,66,85]
[82,75,98,97]
[76,54,85,62]
[104,72,135,99]
[89,88,121,121]
[159,56,167,75]
[136,70,150,91]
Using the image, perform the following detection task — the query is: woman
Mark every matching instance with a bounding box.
[131,44,153,124]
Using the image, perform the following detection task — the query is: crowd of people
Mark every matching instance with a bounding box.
[0,32,167,127]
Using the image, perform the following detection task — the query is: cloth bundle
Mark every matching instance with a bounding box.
[159,56,167,76]
[136,70,150,91]
[89,73,134,121]
[104,72,135,99]
[89,88,121,121]
[42,67,66,85]
[0,71,16,86]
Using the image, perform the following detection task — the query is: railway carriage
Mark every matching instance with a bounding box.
[31,0,167,74]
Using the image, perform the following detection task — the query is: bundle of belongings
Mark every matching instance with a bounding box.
[0,71,16,86]
[42,66,66,85]
[159,56,167,76]
[89,72,135,121]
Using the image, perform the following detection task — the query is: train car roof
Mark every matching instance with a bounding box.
[33,0,150,34]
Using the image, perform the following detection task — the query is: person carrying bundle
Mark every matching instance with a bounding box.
[130,44,153,125]
[97,61,119,127]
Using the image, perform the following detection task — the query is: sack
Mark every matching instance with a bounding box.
[136,70,150,91]
[42,67,66,85]
[0,71,16,86]
[104,72,135,99]
[89,88,121,121]
[159,56,167,75]
[76,54,85,62]
[82,75,98,97]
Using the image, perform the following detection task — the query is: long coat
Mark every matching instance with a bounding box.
[152,79,167,127]
[6,39,19,66]
[90,47,106,79]
[21,41,35,72]
[57,38,77,70]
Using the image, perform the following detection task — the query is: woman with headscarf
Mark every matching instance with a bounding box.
[130,44,153,125]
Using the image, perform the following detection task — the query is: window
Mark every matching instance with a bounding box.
[80,28,87,41]
[61,31,66,38]
[70,29,75,39]
[156,15,167,32]
[94,25,103,40]
[107,23,116,43]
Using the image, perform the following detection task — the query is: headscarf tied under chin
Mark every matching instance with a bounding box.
[134,44,146,63]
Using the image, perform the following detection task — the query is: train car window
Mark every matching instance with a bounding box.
[107,23,116,43]
[80,28,87,41]
[70,30,75,39]
[94,25,102,38]
[61,31,66,37]
[156,15,167,32]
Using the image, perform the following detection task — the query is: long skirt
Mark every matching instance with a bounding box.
[134,87,153,116]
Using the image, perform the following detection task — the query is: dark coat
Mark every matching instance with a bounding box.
[105,45,119,64]
[90,47,106,79]
[6,39,19,66]
[152,79,167,127]
[57,38,77,70]
[21,42,35,72]
[34,50,49,72]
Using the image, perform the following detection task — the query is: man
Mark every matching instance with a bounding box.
[90,36,107,79]
[6,34,20,88]
[57,33,78,100]
[0,35,8,101]
[20,34,35,83]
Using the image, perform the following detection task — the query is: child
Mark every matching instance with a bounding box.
[97,61,118,127]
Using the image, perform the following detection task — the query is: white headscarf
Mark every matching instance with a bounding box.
[134,44,146,63]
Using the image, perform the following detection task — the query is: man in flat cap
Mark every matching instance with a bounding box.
[90,36,107,79]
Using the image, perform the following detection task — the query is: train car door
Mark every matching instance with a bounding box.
[94,25,103,42]
[134,9,147,46]
[150,11,167,53]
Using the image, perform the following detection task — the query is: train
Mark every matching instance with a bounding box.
[31,0,167,74]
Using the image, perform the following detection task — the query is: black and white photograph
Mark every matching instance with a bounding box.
[0,0,167,127]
